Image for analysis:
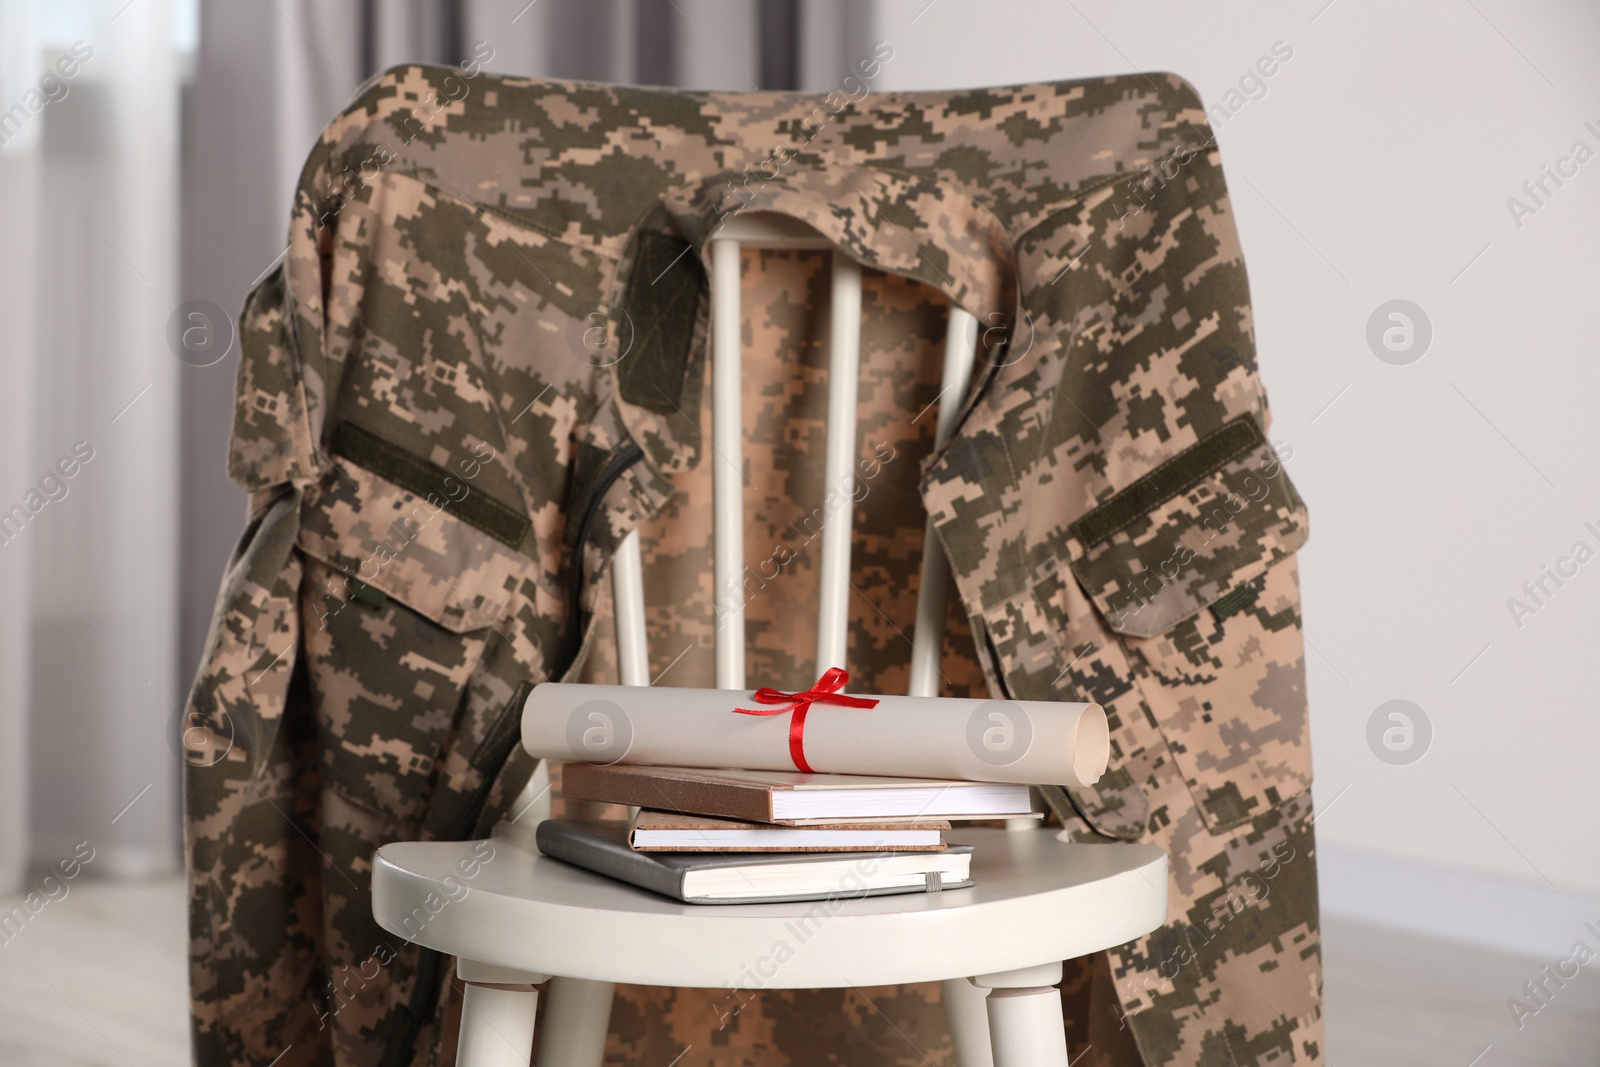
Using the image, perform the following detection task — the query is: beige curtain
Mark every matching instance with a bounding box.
[3,0,183,883]
[0,0,862,892]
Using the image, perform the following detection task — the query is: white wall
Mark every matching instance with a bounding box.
[833,0,1600,932]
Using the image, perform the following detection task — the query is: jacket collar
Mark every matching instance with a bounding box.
[606,165,1024,480]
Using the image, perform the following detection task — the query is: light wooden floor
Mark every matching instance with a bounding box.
[0,874,1594,1065]
[0,873,188,1066]
[1322,915,1600,1066]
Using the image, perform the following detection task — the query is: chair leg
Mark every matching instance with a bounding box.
[985,986,1069,1067]
[942,977,996,1067]
[535,977,615,1067]
[971,963,1069,1067]
[457,983,541,1067]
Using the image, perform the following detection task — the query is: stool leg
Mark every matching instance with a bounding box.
[970,963,1068,1067]
[457,983,540,1067]
[942,977,996,1067]
[535,977,614,1067]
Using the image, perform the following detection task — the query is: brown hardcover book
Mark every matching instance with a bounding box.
[559,763,1036,825]
[628,809,949,852]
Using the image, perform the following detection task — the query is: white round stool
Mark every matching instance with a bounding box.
[373,826,1166,1067]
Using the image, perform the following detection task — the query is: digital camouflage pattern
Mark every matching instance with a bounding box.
[184,60,1319,1067]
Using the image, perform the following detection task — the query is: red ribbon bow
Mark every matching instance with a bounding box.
[734,667,880,774]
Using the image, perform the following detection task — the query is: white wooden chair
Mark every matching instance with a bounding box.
[371,215,1167,1067]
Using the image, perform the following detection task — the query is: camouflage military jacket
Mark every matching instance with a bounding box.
[184,62,1321,1067]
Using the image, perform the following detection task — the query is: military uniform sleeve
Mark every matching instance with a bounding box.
[184,213,332,1060]
[931,75,1312,834]
[925,75,1323,1066]
[1040,88,1321,1066]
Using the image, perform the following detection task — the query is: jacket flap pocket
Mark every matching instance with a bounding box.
[298,425,530,634]
[1066,416,1307,639]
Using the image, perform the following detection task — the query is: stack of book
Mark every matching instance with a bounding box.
[523,680,1111,906]
[536,763,1044,904]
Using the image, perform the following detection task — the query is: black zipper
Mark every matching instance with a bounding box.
[381,439,644,1067]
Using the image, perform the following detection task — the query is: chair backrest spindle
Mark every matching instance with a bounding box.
[709,236,747,690]
[815,250,864,673]
[611,216,978,702]
[612,530,650,687]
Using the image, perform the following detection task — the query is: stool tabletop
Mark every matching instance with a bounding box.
[373,827,1166,989]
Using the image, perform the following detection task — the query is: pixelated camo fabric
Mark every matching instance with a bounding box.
[182,62,1321,1067]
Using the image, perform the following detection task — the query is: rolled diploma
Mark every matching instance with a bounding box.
[522,683,1110,788]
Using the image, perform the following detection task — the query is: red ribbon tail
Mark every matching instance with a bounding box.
[787,702,814,774]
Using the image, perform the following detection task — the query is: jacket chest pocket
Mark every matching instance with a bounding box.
[295,439,532,827]
[1065,416,1313,833]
